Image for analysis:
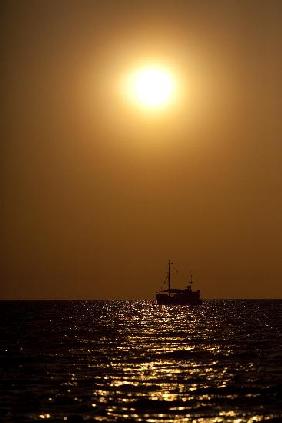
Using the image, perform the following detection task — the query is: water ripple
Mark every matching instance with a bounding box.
[0,299,281,422]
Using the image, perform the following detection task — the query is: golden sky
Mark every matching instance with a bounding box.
[1,0,282,298]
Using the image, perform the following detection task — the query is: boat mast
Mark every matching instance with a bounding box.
[168,260,172,296]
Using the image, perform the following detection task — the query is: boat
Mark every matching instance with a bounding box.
[156,260,202,305]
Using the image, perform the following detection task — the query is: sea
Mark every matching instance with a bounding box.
[0,300,281,422]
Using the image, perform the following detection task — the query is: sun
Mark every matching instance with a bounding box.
[126,65,176,110]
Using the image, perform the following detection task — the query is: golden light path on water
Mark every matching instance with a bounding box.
[2,300,280,422]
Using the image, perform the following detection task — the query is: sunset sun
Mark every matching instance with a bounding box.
[126,65,176,110]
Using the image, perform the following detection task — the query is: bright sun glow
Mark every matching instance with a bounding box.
[127,66,176,110]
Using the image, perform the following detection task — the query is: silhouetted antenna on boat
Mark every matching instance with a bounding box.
[168,259,173,297]
[186,272,193,289]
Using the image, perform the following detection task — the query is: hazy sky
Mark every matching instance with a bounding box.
[1,0,282,299]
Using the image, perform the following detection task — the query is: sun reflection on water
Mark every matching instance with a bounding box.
[1,300,281,422]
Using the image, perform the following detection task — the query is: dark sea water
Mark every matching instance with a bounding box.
[0,300,282,422]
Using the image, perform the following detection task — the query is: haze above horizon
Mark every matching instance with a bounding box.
[1,0,282,299]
